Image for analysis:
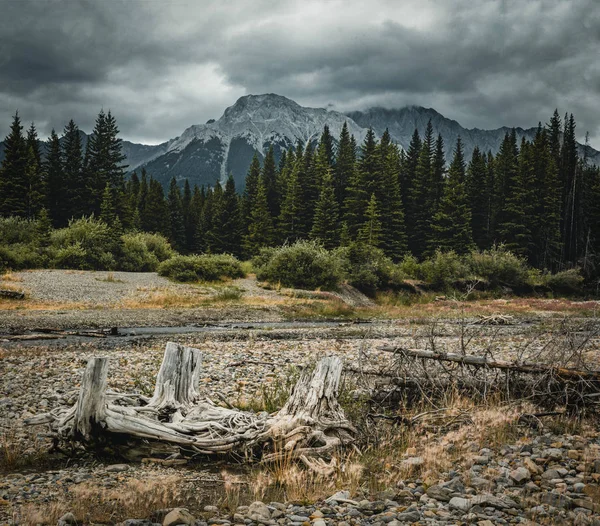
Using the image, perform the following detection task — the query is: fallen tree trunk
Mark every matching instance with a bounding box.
[0,289,25,299]
[379,346,600,381]
[25,343,355,462]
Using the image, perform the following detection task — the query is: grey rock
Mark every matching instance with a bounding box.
[449,497,471,512]
[248,502,271,521]
[163,508,196,526]
[426,484,453,502]
[509,467,531,484]
[540,493,573,510]
[395,510,420,522]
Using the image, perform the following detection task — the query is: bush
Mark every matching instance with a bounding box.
[254,241,342,290]
[158,253,245,282]
[466,245,529,288]
[336,242,403,294]
[49,217,116,270]
[0,243,45,270]
[396,254,421,280]
[119,233,175,272]
[418,249,470,289]
[0,217,40,245]
[542,268,584,294]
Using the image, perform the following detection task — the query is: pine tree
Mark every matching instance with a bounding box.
[262,145,279,219]
[432,134,446,207]
[429,138,474,254]
[100,182,118,225]
[241,153,261,234]
[167,177,186,251]
[466,147,490,249]
[498,138,535,258]
[319,124,335,168]
[141,178,170,236]
[561,113,579,263]
[399,128,421,215]
[492,130,519,240]
[44,129,64,226]
[61,119,84,220]
[278,148,303,243]
[333,122,355,207]
[244,178,274,256]
[24,146,44,219]
[344,128,378,237]
[310,168,340,250]
[379,143,407,259]
[215,175,242,256]
[410,120,435,256]
[0,112,27,217]
[357,193,383,248]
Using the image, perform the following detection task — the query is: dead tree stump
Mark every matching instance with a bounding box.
[25,343,355,462]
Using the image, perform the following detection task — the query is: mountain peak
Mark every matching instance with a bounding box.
[223,93,301,118]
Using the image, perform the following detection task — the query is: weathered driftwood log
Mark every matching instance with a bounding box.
[25,343,355,462]
[380,346,600,382]
[0,289,25,299]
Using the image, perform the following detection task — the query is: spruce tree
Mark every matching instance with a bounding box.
[492,130,519,239]
[61,119,84,220]
[310,168,340,250]
[399,128,421,215]
[357,193,383,248]
[432,134,446,207]
[100,182,118,225]
[410,120,435,256]
[429,138,474,254]
[262,145,279,219]
[278,150,303,243]
[216,175,242,256]
[244,178,274,256]
[241,153,261,234]
[25,146,44,219]
[344,128,378,238]
[141,178,170,236]
[319,124,336,168]
[498,138,535,258]
[167,177,186,251]
[44,129,65,226]
[333,122,355,207]
[466,147,490,249]
[379,143,407,259]
[0,112,27,217]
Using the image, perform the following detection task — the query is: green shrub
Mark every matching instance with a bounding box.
[466,245,529,288]
[254,240,342,290]
[0,243,45,270]
[50,241,88,270]
[158,253,245,282]
[0,217,40,245]
[49,217,116,270]
[336,242,403,294]
[119,232,175,272]
[396,254,421,280]
[542,268,584,294]
[418,249,470,289]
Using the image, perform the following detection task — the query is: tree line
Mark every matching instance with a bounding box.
[1,110,599,277]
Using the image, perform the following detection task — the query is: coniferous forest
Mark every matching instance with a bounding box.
[1,109,600,282]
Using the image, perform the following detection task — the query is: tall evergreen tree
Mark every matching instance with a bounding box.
[333,122,355,207]
[141,178,170,237]
[466,147,490,249]
[357,193,383,248]
[61,119,85,220]
[379,142,407,259]
[167,177,186,251]
[24,146,44,219]
[319,124,336,168]
[429,138,474,254]
[0,112,27,217]
[410,120,435,256]
[241,153,261,233]
[310,168,340,250]
[244,178,274,256]
[399,128,421,214]
[262,145,279,219]
[214,175,242,256]
[44,129,65,226]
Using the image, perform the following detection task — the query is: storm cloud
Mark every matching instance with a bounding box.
[1,0,599,146]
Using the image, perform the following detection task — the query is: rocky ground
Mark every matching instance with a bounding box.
[1,271,599,525]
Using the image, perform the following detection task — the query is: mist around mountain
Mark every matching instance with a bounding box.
[2,94,598,190]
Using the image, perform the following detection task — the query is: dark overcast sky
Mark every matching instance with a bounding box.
[1,0,599,146]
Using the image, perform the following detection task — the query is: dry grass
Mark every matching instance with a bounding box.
[16,475,190,525]
[0,271,24,283]
[0,421,46,473]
